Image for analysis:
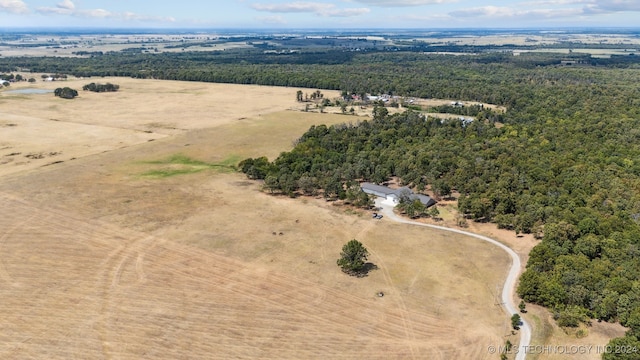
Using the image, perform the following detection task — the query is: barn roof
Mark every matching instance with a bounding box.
[360,182,436,207]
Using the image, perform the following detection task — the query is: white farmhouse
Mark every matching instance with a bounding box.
[360,182,436,207]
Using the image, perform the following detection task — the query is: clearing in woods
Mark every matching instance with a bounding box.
[1,77,529,358]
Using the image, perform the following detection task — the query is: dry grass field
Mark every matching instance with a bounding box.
[3,32,639,60]
[0,34,251,57]
[0,78,623,359]
[0,77,335,176]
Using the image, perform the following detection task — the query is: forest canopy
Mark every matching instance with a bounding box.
[4,48,640,355]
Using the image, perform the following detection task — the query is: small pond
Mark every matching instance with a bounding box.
[3,89,53,95]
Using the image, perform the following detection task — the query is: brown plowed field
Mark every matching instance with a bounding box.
[0,192,506,359]
[0,78,513,359]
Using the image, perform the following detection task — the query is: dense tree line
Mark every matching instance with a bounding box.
[231,55,640,354]
[0,49,637,116]
[427,103,489,117]
[3,48,640,355]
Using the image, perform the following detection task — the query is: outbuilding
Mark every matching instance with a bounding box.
[361,182,436,207]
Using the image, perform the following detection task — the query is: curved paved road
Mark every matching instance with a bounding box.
[376,199,531,360]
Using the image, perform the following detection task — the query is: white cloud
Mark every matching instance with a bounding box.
[447,0,640,22]
[0,0,29,14]
[37,0,75,15]
[350,0,457,6]
[390,0,640,26]
[252,2,329,13]
[35,1,175,22]
[251,2,370,17]
[518,0,640,12]
[77,8,112,18]
[332,7,370,16]
[402,13,451,21]
[450,5,583,19]
[518,0,588,5]
[58,0,75,11]
[256,15,288,24]
[591,0,640,12]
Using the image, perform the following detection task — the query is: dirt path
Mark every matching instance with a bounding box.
[356,221,418,358]
[376,198,532,359]
[0,191,486,359]
[0,79,517,359]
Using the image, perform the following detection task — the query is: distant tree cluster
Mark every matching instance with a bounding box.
[296,89,324,102]
[54,87,78,99]
[82,82,119,92]
[1,50,636,113]
[1,73,22,82]
[41,74,67,80]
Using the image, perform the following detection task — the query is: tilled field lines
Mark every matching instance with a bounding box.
[0,192,495,359]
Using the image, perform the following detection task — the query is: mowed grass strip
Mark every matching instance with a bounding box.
[140,154,240,178]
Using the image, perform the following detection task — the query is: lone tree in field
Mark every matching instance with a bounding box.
[54,87,78,99]
[337,239,369,276]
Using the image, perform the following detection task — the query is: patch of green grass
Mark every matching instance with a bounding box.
[140,154,240,178]
[217,154,242,167]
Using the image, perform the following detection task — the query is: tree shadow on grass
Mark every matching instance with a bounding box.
[343,262,379,278]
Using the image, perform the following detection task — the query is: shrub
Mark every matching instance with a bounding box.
[54,87,78,99]
[82,82,119,92]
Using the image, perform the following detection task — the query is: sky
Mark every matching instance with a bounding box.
[1,0,639,29]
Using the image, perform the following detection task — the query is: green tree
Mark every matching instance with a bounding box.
[505,339,512,352]
[602,336,640,360]
[372,105,388,120]
[297,175,319,195]
[555,306,587,327]
[511,313,521,330]
[432,179,452,199]
[345,185,372,208]
[83,82,119,92]
[337,239,369,275]
[323,176,343,200]
[54,87,78,99]
[519,300,527,313]
[354,190,373,209]
[263,175,279,193]
[427,205,440,219]
[238,156,271,180]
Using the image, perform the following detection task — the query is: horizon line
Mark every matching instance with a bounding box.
[2,26,640,32]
